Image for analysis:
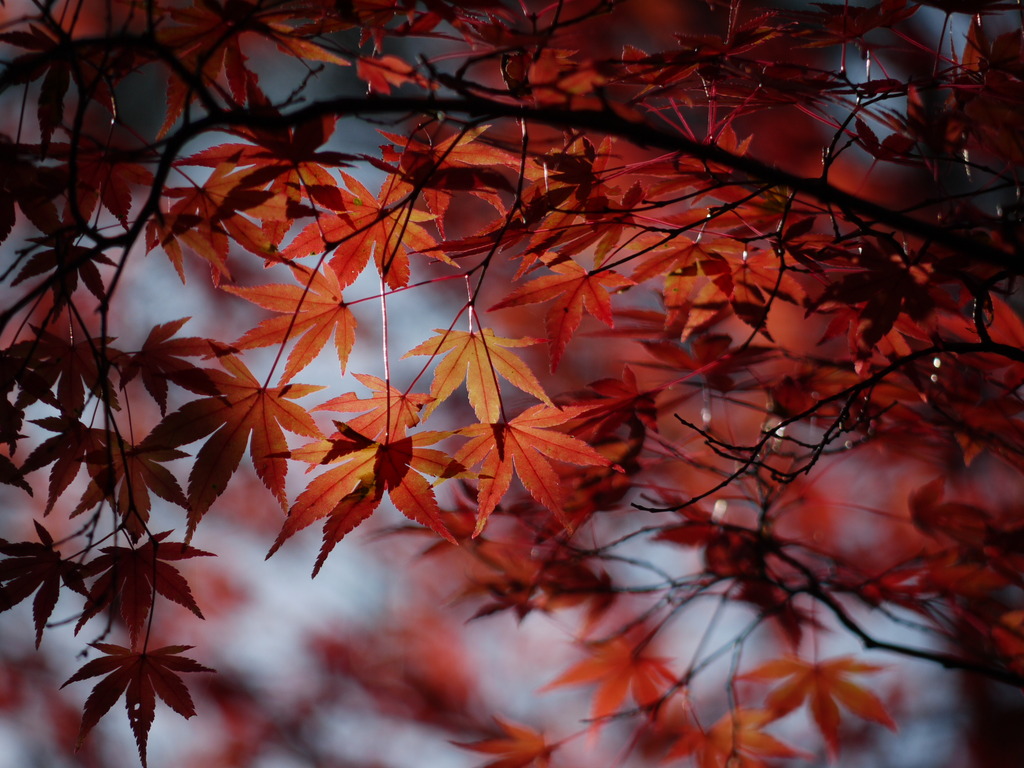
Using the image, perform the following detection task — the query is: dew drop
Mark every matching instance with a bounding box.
[712,499,728,521]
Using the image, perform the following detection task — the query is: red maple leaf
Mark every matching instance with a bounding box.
[116,318,217,416]
[10,327,119,417]
[76,532,214,648]
[19,416,108,515]
[62,643,213,768]
[356,54,429,94]
[491,259,634,370]
[376,124,515,236]
[741,655,896,758]
[154,0,348,136]
[0,521,87,646]
[454,717,558,768]
[0,23,86,152]
[74,433,190,538]
[49,139,154,227]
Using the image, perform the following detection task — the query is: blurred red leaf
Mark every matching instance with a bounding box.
[542,636,674,721]
[741,655,896,758]
[454,717,557,768]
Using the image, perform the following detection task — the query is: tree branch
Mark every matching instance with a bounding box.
[196,95,1022,274]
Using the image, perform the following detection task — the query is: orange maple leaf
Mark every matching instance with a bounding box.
[491,259,634,370]
[456,404,611,534]
[62,643,213,768]
[312,373,432,441]
[667,708,812,768]
[269,427,463,574]
[542,636,674,721]
[405,328,553,423]
[180,114,355,245]
[283,171,438,289]
[356,54,429,94]
[147,159,279,281]
[146,353,323,535]
[453,717,558,768]
[223,263,358,382]
[741,655,896,759]
[377,124,515,236]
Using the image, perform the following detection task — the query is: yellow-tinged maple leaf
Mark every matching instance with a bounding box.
[146,353,324,536]
[222,263,357,383]
[542,636,674,721]
[453,717,557,768]
[455,404,612,534]
[741,655,896,759]
[405,328,553,423]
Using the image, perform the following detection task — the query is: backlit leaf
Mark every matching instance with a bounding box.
[405,329,553,423]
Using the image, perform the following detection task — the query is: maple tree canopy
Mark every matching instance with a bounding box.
[0,0,1023,766]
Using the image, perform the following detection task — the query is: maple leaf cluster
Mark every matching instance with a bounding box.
[0,0,1022,766]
